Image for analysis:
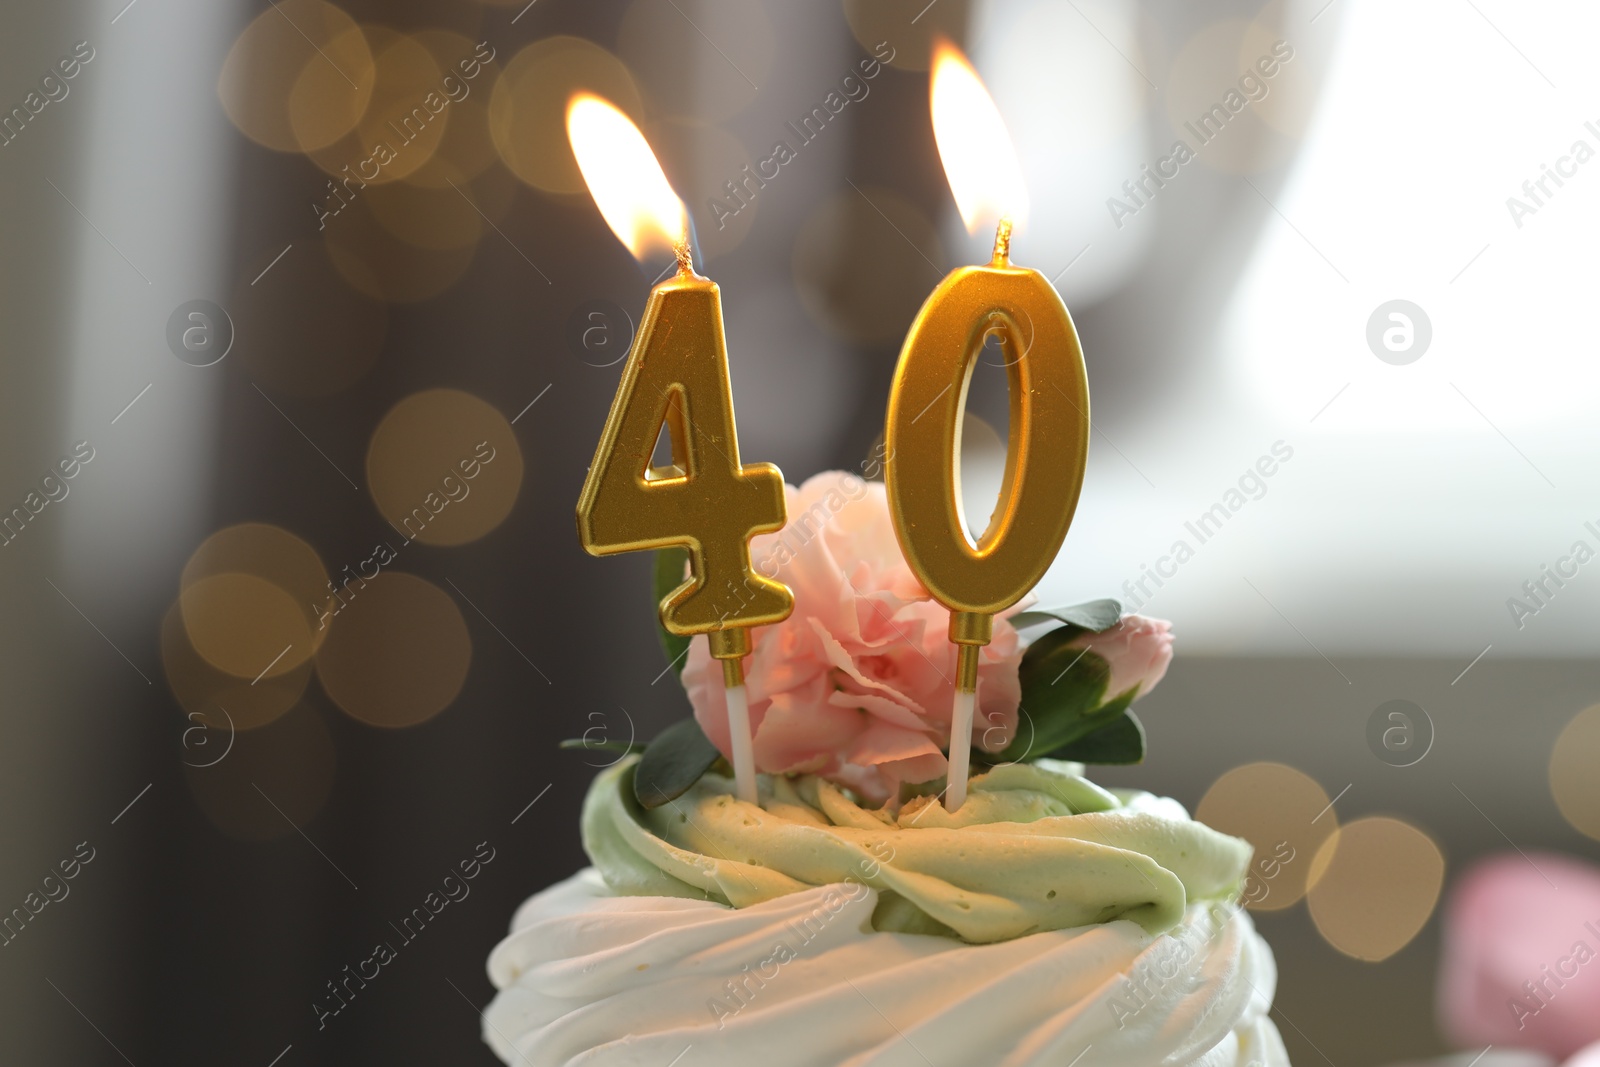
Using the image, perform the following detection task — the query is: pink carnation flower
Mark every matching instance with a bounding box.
[684,471,1025,804]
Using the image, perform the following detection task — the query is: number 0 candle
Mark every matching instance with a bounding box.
[568,94,793,805]
[885,44,1090,812]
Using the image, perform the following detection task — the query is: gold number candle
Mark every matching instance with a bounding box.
[885,44,1090,811]
[568,95,793,804]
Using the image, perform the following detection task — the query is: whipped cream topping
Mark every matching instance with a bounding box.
[583,757,1254,942]
[483,869,1289,1066]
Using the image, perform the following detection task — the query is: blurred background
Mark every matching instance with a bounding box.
[1,0,1596,1063]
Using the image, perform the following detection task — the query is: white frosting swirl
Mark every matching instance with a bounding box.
[483,869,1289,1067]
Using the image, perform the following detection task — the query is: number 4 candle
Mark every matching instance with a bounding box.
[885,44,1091,812]
[568,95,793,805]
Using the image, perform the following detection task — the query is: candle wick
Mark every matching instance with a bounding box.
[991,217,1013,266]
[673,236,694,276]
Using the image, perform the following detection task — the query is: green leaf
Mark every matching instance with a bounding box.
[558,738,646,756]
[634,717,722,809]
[652,547,693,676]
[1051,708,1145,764]
[995,627,1120,762]
[1009,598,1122,633]
[1016,622,1107,690]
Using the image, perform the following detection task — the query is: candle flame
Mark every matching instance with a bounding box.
[566,93,687,262]
[930,41,1029,238]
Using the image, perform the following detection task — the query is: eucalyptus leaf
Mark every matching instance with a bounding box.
[1050,708,1145,765]
[651,546,693,675]
[558,738,646,756]
[634,717,722,809]
[1010,598,1122,633]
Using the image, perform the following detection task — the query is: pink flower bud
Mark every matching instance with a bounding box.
[1069,614,1174,701]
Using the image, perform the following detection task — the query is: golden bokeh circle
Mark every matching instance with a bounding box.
[368,163,515,251]
[233,239,388,398]
[1195,761,1338,911]
[366,388,524,547]
[218,0,374,152]
[324,194,480,304]
[286,23,377,152]
[185,701,336,841]
[364,179,483,251]
[179,524,331,680]
[618,0,773,122]
[301,26,449,187]
[352,30,449,184]
[403,30,503,189]
[162,601,310,732]
[841,0,968,71]
[315,572,472,727]
[488,35,645,194]
[1551,704,1600,840]
[181,574,311,682]
[792,185,945,344]
[1307,816,1445,962]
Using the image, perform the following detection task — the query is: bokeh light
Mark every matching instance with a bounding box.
[366,388,523,547]
[324,194,481,303]
[179,524,331,681]
[181,574,312,682]
[185,701,337,841]
[218,0,373,153]
[1307,816,1445,962]
[1550,704,1600,840]
[351,29,448,185]
[314,572,472,727]
[488,35,644,194]
[367,165,515,252]
[1196,761,1339,911]
[791,185,945,343]
[404,29,503,190]
[162,601,310,732]
[286,27,375,152]
[300,27,449,187]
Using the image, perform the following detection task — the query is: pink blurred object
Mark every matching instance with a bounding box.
[1567,1043,1600,1067]
[1381,1055,1552,1067]
[1439,852,1600,1059]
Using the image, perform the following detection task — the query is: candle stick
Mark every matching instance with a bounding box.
[884,44,1090,811]
[568,95,792,805]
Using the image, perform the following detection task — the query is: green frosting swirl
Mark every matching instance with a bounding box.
[582,756,1252,944]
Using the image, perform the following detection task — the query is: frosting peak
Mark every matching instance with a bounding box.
[583,756,1252,944]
